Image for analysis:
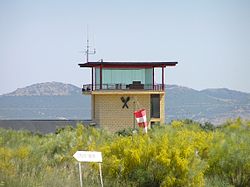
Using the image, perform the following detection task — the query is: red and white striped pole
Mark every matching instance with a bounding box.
[134,109,148,133]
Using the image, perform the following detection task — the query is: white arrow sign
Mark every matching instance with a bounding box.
[73,151,102,163]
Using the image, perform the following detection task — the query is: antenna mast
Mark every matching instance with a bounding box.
[85,26,96,63]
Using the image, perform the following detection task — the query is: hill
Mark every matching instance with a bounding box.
[3,82,81,96]
[165,85,250,124]
[200,88,250,104]
[1,82,250,124]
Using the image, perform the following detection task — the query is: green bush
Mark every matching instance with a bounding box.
[206,118,250,187]
[101,123,212,186]
[1,119,250,186]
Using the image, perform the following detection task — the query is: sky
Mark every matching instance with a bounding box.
[0,0,250,94]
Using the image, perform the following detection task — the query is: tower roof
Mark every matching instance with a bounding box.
[79,61,178,68]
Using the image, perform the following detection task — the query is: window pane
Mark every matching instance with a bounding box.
[151,94,160,118]
[101,68,153,85]
[145,68,153,89]
[95,67,100,89]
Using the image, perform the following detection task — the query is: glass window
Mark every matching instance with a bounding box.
[95,67,100,89]
[95,68,153,86]
[151,94,160,118]
[145,68,153,89]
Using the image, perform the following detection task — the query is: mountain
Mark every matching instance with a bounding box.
[3,82,81,96]
[165,85,250,124]
[200,88,250,104]
[166,85,226,105]
[0,82,88,120]
[1,82,250,124]
[0,95,91,120]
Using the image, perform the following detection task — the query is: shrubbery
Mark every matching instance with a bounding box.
[206,119,250,187]
[0,119,250,186]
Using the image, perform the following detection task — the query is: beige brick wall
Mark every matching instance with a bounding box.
[92,92,165,132]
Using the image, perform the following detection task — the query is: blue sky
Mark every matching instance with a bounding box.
[0,0,250,94]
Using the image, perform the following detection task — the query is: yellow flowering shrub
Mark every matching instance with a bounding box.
[1,120,249,186]
[207,118,250,186]
[100,123,213,186]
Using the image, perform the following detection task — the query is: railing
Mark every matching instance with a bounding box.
[82,83,165,93]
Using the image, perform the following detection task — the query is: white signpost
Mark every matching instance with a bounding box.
[73,151,103,187]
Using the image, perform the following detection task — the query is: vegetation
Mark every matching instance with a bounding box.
[1,119,250,187]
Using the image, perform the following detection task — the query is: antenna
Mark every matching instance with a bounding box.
[84,25,96,63]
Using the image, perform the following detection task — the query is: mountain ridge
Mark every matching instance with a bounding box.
[3,82,249,97]
[165,84,250,124]
[3,82,81,96]
[1,82,249,124]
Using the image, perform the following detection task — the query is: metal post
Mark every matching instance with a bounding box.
[132,99,136,142]
[99,163,104,187]
[152,67,154,90]
[133,100,136,130]
[91,67,94,91]
[86,39,89,63]
[78,162,83,187]
[100,65,102,90]
[162,66,164,90]
[95,67,96,90]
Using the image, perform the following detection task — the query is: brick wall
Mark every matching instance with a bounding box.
[92,92,164,132]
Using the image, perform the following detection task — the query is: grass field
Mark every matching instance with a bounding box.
[1,119,250,187]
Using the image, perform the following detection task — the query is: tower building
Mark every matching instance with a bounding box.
[79,60,177,132]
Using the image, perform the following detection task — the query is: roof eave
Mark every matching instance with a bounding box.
[78,61,178,68]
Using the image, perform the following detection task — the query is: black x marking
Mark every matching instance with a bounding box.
[121,97,130,109]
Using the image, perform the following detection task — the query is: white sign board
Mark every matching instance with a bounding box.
[73,151,102,163]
